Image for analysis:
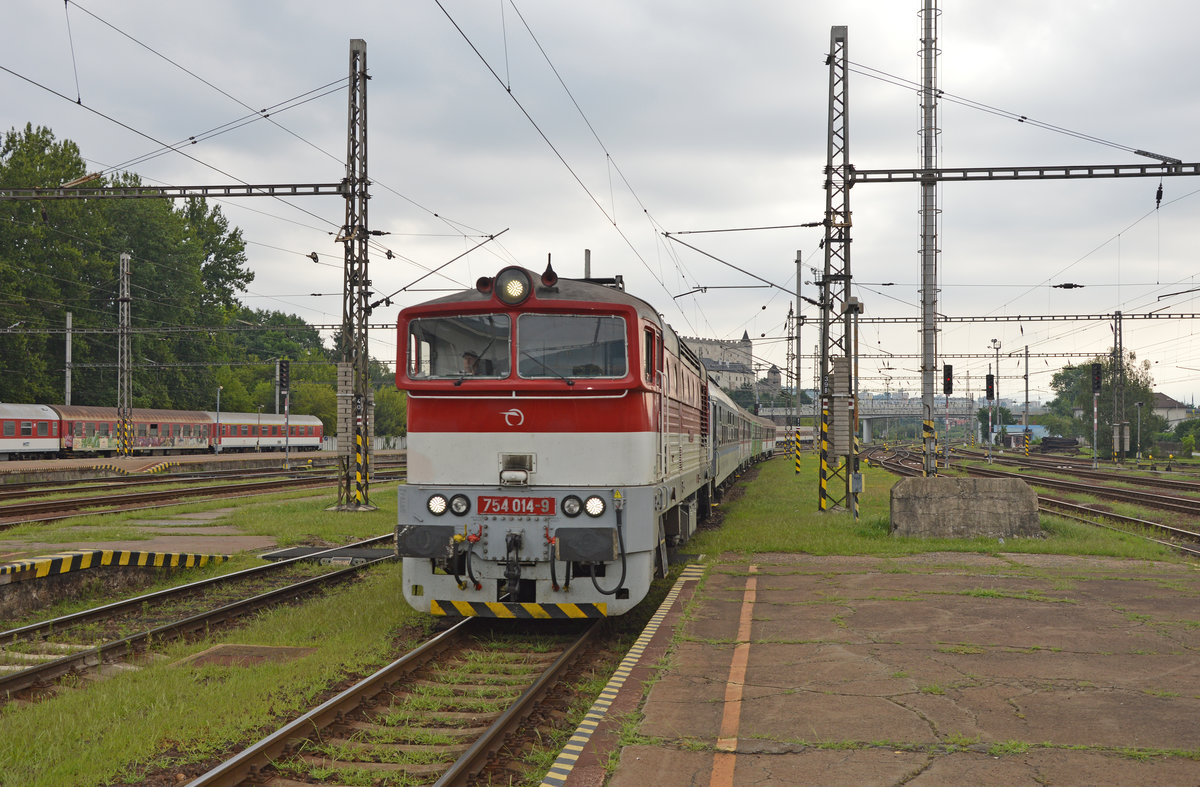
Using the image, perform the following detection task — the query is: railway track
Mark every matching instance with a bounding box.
[0,464,407,529]
[954,448,1200,488]
[0,536,394,701]
[187,617,599,786]
[965,463,1200,516]
[867,446,1200,555]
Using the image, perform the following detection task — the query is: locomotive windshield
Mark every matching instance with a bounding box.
[408,314,511,378]
[517,314,627,379]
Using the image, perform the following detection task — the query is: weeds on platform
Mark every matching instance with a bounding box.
[689,455,1178,561]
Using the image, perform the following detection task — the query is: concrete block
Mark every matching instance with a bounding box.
[890,477,1042,538]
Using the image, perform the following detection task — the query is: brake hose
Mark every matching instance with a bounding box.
[591,498,627,596]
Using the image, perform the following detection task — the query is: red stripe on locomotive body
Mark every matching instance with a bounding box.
[407,390,658,433]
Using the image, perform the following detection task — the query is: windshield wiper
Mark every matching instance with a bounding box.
[520,350,574,386]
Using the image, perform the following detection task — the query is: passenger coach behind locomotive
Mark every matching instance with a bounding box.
[394,263,773,619]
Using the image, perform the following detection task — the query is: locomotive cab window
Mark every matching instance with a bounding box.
[408,314,511,379]
[643,328,655,381]
[517,314,627,379]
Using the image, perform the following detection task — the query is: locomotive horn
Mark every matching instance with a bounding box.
[541,256,558,287]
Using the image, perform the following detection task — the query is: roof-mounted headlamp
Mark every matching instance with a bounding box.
[493,267,532,305]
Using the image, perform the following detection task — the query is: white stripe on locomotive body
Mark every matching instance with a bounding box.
[406,431,705,489]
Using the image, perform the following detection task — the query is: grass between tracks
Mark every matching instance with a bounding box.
[0,561,430,787]
[687,453,1178,561]
[1,481,394,548]
[0,485,416,787]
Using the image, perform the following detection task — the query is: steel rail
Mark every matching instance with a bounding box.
[1038,497,1200,558]
[186,618,476,787]
[966,464,1200,515]
[0,552,394,698]
[0,534,392,643]
[867,447,1200,556]
[434,619,599,785]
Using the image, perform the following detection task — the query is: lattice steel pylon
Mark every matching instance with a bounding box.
[117,252,132,457]
[334,39,376,511]
[818,26,858,517]
[918,0,941,477]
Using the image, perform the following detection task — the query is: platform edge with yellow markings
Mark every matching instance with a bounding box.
[0,549,230,584]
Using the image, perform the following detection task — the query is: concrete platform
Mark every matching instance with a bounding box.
[554,552,1200,786]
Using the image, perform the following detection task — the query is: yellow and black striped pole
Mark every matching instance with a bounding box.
[922,420,935,476]
[819,406,830,511]
[794,428,801,475]
[1024,431,1030,457]
[354,395,368,505]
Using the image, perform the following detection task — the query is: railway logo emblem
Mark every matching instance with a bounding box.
[501,408,525,427]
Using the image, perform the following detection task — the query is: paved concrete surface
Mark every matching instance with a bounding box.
[587,552,1200,786]
[0,509,277,562]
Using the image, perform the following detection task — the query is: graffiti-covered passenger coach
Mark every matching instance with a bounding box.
[394,263,773,618]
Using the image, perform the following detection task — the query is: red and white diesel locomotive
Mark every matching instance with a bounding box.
[394,263,775,618]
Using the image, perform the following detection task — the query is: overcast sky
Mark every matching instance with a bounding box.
[5,1,1200,407]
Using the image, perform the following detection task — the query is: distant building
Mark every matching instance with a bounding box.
[681,332,754,392]
[1154,392,1189,428]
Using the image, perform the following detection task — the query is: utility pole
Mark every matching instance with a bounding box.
[794,250,803,474]
[334,38,376,511]
[818,25,858,515]
[918,0,940,477]
[117,253,132,457]
[64,311,72,406]
[1024,344,1031,454]
[1112,311,1125,462]
[992,338,1002,449]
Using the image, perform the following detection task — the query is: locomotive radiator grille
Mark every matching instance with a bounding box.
[430,600,607,618]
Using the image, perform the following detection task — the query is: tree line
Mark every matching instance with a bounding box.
[0,124,405,436]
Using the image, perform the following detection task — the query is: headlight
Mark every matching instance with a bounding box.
[427,494,448,516]
[584,495,606,518]
[449,494,471,516]
[495,267,532,305]
[561,495,583,517]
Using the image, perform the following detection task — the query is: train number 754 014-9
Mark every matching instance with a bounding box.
[477,496,556,516]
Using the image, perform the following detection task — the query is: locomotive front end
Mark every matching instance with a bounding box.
[394,265,662,618]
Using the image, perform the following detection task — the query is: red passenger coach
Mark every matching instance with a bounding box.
[53,406,211,456]
[394,264,764,619]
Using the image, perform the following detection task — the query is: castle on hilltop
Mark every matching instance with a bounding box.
[680,331,755,392]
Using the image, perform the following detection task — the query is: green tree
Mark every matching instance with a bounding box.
[0,125,401,414]
[0,125,259,407]
[0,124,95,403]
[1047,353,1164,457]
[374,387,407,437]
[976,406,1013,441]
[291,382,336,433]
